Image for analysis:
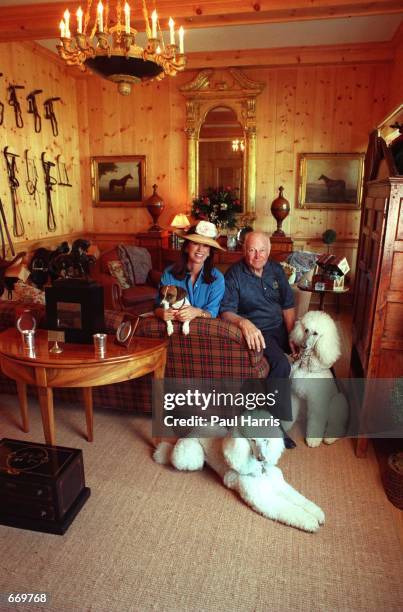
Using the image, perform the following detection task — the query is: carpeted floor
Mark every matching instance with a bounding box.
[0,394,402,612]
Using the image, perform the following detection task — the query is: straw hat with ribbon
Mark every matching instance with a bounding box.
[176,220,226,251]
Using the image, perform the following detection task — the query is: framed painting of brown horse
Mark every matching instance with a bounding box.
[91,156,146,207]
[297,153,365,209]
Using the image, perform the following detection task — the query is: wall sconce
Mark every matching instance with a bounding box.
[232,139,244,152]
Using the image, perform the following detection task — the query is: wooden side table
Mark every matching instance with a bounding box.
[298,283,349,312]
[0,329,167,446]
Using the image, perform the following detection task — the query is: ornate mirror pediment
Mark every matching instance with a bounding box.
[180,68,265,214]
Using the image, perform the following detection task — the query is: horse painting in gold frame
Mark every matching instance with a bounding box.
[91,155,146,207]
[297,153,365,210]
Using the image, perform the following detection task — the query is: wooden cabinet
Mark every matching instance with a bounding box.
[351,115,403,456]
[352,178,403,378]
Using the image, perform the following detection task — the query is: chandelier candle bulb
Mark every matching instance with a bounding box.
[97,1,104,32]
[169,17,175,45]
[179,26,184,53]
[124,2,130,34]
[57,0,186,94]
[151,10,158,39]
[76,7,83,34]
[63,9,70,38]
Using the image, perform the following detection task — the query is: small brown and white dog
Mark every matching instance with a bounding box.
[159,285,190,336]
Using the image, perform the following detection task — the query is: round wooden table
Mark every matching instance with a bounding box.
[0,328,167,446]
[297,283,349,312]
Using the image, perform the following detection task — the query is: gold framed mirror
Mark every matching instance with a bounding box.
[180,69,265,214]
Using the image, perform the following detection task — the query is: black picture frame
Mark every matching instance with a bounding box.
[45,279,105,344]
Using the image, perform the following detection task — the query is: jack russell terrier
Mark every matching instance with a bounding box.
[159,285,190,336]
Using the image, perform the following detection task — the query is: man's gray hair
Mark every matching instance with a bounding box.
[243,231,271,252]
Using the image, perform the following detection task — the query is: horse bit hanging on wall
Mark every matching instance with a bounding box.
[41,152,57,232]
[25,149,40,207]
[3,147,25,237]
[7,83,24,128]
[0,73,4,126]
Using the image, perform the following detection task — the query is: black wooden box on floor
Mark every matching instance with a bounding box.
[0,438,90,535]
[45,278,104,344]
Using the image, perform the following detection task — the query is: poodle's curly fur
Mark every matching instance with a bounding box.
[283,311,349,447]
[153,416,325,532]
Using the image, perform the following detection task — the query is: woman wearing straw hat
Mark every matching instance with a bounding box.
[155,220,225,324]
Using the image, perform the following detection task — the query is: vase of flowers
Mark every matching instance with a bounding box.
[191,186,242,230]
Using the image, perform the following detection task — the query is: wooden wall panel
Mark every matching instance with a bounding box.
[389,35,403,111]
[1,40,393,275]
[0,42,83,255]
[245,62,390,254]
[80,74,187,234]
[77,59,391,284]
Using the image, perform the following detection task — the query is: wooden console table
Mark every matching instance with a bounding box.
[0,329,167,446]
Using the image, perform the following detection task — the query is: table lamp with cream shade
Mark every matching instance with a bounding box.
[170,213,190,247]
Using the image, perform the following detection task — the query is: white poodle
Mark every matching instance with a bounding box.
[153,413,325,533]
[283,310,349,447]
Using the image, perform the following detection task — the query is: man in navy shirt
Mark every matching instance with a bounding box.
[220,231,297,445]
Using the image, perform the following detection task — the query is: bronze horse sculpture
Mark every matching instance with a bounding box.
[109,173,133,192]
[318,174,346,201]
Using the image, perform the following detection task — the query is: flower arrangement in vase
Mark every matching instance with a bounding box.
[191,186,242,230]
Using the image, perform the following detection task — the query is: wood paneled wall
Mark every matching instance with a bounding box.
[0,42,83,255]
[389,36,403,111]
[79,61,391,253]
[247,63,390,239]
[78,73,187,235]
[0,39,397,280]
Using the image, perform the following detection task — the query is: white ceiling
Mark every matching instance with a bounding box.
[36,14,402,55]
[0,1,401,52]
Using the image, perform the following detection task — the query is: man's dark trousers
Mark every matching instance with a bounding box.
[262,325,292,421]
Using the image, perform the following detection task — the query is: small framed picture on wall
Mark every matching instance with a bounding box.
[91,155,146,207]
[297,152,365,209]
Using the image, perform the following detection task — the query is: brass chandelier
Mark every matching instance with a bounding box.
[57,1,186,95]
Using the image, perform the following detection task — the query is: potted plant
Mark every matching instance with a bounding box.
[191,186,242,231]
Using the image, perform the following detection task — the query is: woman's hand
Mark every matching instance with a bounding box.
[174,305,202,322]
[238,319,266,352]
[154,307,177,321]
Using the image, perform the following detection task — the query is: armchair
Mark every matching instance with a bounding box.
[90,246,161,315]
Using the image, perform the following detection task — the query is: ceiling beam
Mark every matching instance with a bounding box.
[185,41,395,70]
[0,1,402,42]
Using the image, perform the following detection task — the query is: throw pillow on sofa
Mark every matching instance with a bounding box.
[0,280,45,304]
[280,261,297,285]
[107,260,130,289]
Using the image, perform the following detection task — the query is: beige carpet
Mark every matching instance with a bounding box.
[0,394,402,612]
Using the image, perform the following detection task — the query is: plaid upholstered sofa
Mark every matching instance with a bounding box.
[0,302,269,415]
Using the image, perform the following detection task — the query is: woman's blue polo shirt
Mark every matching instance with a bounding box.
[158,265,225,318]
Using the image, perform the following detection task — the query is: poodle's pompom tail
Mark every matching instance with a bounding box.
[171,438,205,471]
[153,441,174,465]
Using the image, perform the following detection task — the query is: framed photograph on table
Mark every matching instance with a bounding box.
[297,153,365,209]
[91,155,146,207]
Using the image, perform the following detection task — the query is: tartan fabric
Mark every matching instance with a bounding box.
[0,303,269,415]
[131,316,270,411]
